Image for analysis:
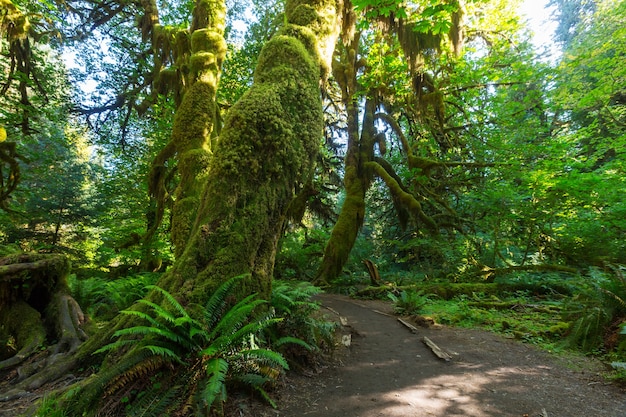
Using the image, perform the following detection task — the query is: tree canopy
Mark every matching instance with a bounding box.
[1,0,625,415]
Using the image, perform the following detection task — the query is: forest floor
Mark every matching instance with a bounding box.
[241,293,626,417]
[2,293,626,416]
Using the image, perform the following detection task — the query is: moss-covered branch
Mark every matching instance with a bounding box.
[374,112,412,159]
[470,263,579,282]
[366,160,439,233]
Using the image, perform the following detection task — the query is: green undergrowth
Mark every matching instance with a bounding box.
[49,274,337,416]
[69,272,162,320]
[421,292,569,350]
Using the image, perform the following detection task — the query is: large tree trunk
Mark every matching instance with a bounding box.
[0,253,86,400]
[315,98,378,284]
[159,0,343,303]
[0,0,344,414]
[142,0,227,262]
[314,25,379,284]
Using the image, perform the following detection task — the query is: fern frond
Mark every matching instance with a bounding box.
[202,357,229,409]
[207,318,280,354]
[254,386,277,409]
[105,355,166,396]
[137,299,179,325]
[233,374,278,408]
[274,336,313,351]
[239,348,289,371]
[119,309,163,329]
[113,326,192,349]
[141,345,184,364]
[209,296,265,340]
[235,373,270,387]
[271,292,295,314]
[146,285,190,319]
[127,384,181,417]
[203,274,249,326]
[227,318,283,347]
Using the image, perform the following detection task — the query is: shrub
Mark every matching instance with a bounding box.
[269,280,337,365]
[564,265,626,352]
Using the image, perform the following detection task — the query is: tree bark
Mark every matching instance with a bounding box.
[314,98,377,284]
[0,253,86,399]
[314,24,379,284]
[1,1,345,414]
[143,0,227,261]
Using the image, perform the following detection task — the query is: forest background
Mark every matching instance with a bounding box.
[0,0,625,415]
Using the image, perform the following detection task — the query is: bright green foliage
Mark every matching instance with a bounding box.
[69,272,161,320]
[269,280,337,359]
[81,275,289,415]
[275,228,328,280]
[34,395,68,417]
[388,290,432,315]
[543,0,626,265]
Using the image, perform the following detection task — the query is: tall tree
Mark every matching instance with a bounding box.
[315,0,524,283]
[545,0,626,264]
[1,1,345,414]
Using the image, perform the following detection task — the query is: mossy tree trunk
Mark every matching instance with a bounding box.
[143,0,227,262]
[149,0,344,305]
[0,0,344,413]
[315,90,379,283]
[314,22,381,285]
[314,5,475,284]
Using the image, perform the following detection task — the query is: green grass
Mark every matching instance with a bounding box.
[381,285,572,352]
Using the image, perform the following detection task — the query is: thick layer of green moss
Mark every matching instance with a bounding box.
[160,0,341,302]
[191,28,227,56]
[52,2,342,416]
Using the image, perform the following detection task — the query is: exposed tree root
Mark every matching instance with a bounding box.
[0,253,87,403]
[0,301,45,371]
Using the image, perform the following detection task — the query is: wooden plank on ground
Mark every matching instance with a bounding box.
[422,336,452,362]
[397,317,419,333]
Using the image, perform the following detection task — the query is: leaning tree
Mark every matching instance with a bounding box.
[314,0,498,283]
[0,0,345,414]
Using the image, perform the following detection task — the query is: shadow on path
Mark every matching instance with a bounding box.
[274,294,626,417]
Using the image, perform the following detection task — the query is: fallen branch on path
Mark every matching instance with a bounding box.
[372,309,393,317]
[397,317,419,333]
[422,336,452,362]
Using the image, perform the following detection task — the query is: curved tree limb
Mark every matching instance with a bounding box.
[366,160,439,234]
[374,112,413,158]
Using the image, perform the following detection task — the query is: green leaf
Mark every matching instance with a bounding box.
[142,345,184,363]
[202,357,229,408]
[274,336,313,351]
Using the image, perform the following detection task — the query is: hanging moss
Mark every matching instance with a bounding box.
[0,0,30,39]
[174,30,191,66]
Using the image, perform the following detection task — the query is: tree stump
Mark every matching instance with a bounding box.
[0,253,86,394]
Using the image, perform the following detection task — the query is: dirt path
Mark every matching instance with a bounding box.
[2,294,626,416]
[268,294,626,417]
